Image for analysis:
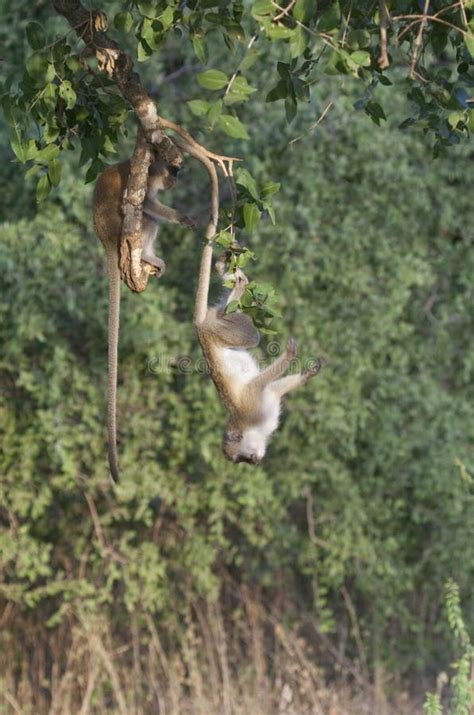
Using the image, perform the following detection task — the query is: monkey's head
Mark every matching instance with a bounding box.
[222,428,267,465]
[149,155,184,190]
[150,138,184,190]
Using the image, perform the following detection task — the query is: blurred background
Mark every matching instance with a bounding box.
[1,1,473,713]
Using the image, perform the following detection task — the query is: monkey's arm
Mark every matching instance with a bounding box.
[144,196,195,228]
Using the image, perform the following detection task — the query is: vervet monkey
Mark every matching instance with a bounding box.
[194,252,321,465]
[93,148,195,481]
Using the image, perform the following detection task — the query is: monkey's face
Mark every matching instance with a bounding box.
[149,157,183,190]
[222,428,266,465]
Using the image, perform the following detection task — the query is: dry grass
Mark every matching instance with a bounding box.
[0,590,424,715]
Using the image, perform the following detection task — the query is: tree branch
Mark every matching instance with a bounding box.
[378,0,390,70]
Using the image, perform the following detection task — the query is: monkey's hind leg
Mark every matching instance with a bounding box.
[271,357,322,397]
[249,338,297,391]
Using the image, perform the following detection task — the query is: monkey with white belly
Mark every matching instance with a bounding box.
[93,144,195,481]
[194,251,321,465]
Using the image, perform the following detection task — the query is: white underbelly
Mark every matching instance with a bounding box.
[261,388,281,434]
[218,348,259,386]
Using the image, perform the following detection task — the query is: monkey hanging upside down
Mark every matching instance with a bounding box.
[194,254,321,465]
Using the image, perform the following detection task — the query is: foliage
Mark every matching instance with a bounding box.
[1,0,473,202]
[424,579,474,715]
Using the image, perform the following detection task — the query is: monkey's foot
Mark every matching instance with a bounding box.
[303,358,322,381]
[286,337,297,359]
[234,269,248,288]
[143,258,166,277]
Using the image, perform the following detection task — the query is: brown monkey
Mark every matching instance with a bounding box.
[194,255,321,465]
[93,149,195,481]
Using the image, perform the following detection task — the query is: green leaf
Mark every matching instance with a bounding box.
[187,99,211,116]
[11,136,28,163]
[42,83,58,111]
[36,174,51,202]
[215,230,233,248]
[264,202,276,224]
[465,33,474,58]
[294,0,313,22]
[251,0,273,18]
[58,80,76,109]
[48,159,61,187]
[26,22,45,50]
[25,140,39,161]
[285,95,297,123]
[243,203,261,231]
[290,26,308,58]
[36,144,60,162]
[137,0,157,18]
[240,48,260,72]
[26,54,55,83]
[159,6,174,30]
[197,69,228,90]
[260,181,280,198]
[351,50,371,67]
[218,114,249,139]
[263,20,294,40]
[224,76,257,105]
[235,168,259,200]
[225,299,239,314]
[114,12,133,32]
[266,80,287,102]
[1,96,21,126]
[65,56,81,73]
[346,29,371,50]
[318,1,341,32]
[193,36,208,64]
[137,39,152,62]
[365,100,386,125]
[448,111,465,128]
[208,99,223,127]
[44,124,61,143]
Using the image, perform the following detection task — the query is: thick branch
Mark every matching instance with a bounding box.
[119,131,163,293]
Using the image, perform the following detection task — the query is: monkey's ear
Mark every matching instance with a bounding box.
[224,430,242,443]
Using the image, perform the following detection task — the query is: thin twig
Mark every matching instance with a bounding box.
[273,0,296,22]
[340,585,369,680]
[271,0,338,50]
[3,692,22,715]
[341,3,353,47]
[224,33,258,98]
[304,486,331,547]
[378,0,390,69]
[288,101,334,146]
[408,0,430,79]
[395,13,472,41]
[84,492,126,564]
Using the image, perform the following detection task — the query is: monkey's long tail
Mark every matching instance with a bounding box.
[107,258,121,482]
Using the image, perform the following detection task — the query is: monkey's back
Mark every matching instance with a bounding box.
[197,310,262,417]
[93,161,130,250]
